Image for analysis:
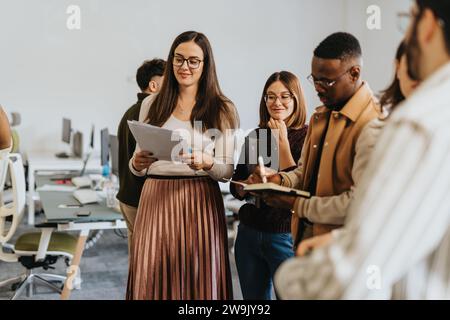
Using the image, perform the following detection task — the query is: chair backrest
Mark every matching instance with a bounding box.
[0,153,26,244]
[11,129,20,153]
[0,147,10,195]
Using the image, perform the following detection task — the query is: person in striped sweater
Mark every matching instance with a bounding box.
[274,0,450,299]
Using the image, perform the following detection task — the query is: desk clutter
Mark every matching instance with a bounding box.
[36,172,118,207]
[1,153,127,300]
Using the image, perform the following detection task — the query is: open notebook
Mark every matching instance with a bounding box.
[231,181,310,198]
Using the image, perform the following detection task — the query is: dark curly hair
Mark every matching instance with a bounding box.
[136,58,166,92]
[314,32,362,61]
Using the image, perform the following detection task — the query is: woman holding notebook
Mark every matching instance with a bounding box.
[230,71,308,299]
[127,31,238,300]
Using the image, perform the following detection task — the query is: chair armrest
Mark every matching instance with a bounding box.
[35,228,55,261]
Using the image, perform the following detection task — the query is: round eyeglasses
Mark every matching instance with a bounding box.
[264,93,293,105]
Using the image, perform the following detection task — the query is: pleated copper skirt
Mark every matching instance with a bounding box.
[126,175,233,300]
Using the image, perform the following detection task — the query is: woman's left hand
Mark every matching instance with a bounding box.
[181,151,214,171]
[268,118,288,143]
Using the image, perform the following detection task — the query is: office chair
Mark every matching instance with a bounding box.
[0,147,10,204]
[8,111,21,153]
[0,154,78,299]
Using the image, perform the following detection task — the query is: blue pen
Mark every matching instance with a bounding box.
[181,147,192,164]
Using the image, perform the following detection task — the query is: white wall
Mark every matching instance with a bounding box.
[343,0,412,92]
[0,0,411,155]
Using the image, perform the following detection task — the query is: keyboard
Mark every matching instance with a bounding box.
[71,176,92,188]
[73,189,99,205]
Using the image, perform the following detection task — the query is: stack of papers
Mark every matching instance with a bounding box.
[127,120,184,161]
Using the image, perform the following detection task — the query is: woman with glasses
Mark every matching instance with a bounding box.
[127,31,238,300]
[230,71,308,300]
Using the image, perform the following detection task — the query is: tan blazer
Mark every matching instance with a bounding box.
[280,82,381,244]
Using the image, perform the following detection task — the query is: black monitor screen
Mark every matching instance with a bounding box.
[90,124,95,149]
[62,118,71,144]
[109,134,119,176]
[100,128,110,166]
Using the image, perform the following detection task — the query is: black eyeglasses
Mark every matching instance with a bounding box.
[173,55,203,69]
[307,66,358,89]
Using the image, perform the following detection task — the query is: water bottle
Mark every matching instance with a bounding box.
[104,179,116,208]
[102,164,116,208]
[102,164,111,177]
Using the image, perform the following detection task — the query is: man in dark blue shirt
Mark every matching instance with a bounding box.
[116,59,165,254]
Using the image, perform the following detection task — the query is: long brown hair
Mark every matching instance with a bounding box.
[146,31,238,132]
[379,42,406,111]
[259,71,307,129]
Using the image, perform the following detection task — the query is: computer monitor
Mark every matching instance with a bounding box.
[109,135,119,176]
[62,118,71,144]
[89,124,95,149]
[78,125,95,174]
[100,128,110,166]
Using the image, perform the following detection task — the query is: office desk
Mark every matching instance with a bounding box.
[35,173,126,300]
[27,151,102,225]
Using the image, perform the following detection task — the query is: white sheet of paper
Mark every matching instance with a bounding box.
[127,120,185,162]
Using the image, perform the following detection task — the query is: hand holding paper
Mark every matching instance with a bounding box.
[133,150,158,171]
[180,150,214,171]
[128,120,183,162]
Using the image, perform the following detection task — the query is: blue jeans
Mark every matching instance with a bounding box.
[234,223,294,300]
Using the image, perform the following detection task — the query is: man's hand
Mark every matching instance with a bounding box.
[247,166,280,185]
[261,193,296,209]
[132,151,158,171]
[296,232,333,257]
